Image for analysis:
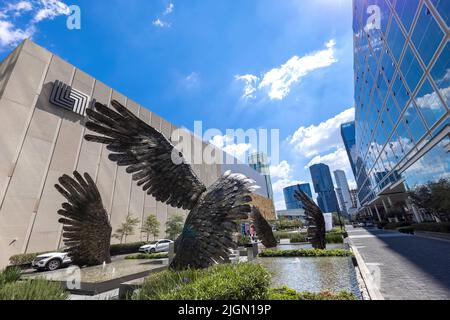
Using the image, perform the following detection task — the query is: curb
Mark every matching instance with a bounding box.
[350,244,385,300]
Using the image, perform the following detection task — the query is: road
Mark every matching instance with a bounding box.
[347,226,450,300]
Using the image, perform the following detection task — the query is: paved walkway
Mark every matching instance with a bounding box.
[347,226,450,300]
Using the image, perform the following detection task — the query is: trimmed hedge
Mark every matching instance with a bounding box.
[110,242,147,256]
[10,241,148,267]
[274,231,308,243]
[383,222,411,230]
[410,222,450,234]
[134,263,271,300]
[397,227,415,235]
[268,286,357,300]
[125,253,168,260]
[258,249,353,258]
[0,279,68,300]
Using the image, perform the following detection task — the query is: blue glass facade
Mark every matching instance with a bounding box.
[309,164,340,213]
[353,0,449,211]
[283,184,313,210]
[341,121,358,178]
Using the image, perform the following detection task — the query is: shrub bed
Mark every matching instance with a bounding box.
[134,263,271,300]
[9,252,46,267]
[397,227,415,235]
[0,278,68,300]
[268,286,357,300]
[0,267,21,286]
[258,249,353,258]
[325,233,344,244]
[125,253,169,260]
[383,222,411,230]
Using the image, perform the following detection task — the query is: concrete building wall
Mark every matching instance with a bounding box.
[0,40,272,268]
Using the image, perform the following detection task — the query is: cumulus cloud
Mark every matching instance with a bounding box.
[0,0,69,49]
[153,18,171,28]
[163,3,174,15]
[235,40,338,101]
[210,135,252,163]
[269,160,291,180]
[289,107,355,157]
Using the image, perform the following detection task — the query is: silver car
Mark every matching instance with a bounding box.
[32,252,72,271]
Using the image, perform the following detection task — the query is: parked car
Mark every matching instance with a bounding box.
[32,252,72,271]
[139,239,174,254]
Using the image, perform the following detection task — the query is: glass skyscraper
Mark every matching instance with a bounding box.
[353,0,449,221]
[248,152,274,201]
[341,121,358,179]
[283,183,313,210]
[309,164,340,213]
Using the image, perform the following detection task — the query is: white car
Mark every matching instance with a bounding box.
[139,239,174,254]
[32,252,72,271]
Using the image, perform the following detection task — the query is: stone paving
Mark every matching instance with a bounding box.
[347,226,450,300]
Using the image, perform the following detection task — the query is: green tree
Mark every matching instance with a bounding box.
[409,179,450,221]
[141,215,160,241]
[113,215,140,244]
[165,215,185,240]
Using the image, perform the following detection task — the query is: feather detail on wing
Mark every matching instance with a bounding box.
[294,190,326,249]
[84,100,206,211]
[55,171,112,266]
[170,171,257,270]
[251,207,277,248]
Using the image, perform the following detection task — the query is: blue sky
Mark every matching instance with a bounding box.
[0,0,356,210]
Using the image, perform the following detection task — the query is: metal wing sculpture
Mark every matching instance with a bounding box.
[84,100,257,270]
[251,207,277,248]
[55,171,112,266]
[294,190,326,249]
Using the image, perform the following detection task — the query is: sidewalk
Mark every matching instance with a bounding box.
[347,226,450,300]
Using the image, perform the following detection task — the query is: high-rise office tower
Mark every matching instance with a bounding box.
[248,152,274,201]
[283,183,313,210]
[353,0,449,220]
[334,170,353,216]
[309,164,340,213]
[341,121,358,179]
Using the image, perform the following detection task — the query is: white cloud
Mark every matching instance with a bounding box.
[0,20,32,47]
[269,160,291,180]
[0,0,69,49]
[210,135,252,163]
[163,3,174,15]
[153,2,174,28]
[32,0,69,23]
[235,40,338,101]
[235,74,260,100]
[289,107,355,157]
[261,40,337,100]
[152,18,171,28]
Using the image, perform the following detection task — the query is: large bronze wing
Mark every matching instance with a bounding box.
[251,207,277,248]
[294,190,326,249]
[84,100,207,211]
[170,171,256,270]
[55,172,112,266]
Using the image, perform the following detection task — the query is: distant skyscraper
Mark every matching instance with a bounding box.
[248,152,274,201]
[309,164,340,213]
[283,183,313,210]
[341,121,357,179]
[333,170,352,216]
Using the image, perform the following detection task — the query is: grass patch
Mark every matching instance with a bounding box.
[258,249,353,258]
[0,267,21,286]
[326,233,344,244]
[133,263,271,300]
[125,253,169,260]
[268,286,357,300]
